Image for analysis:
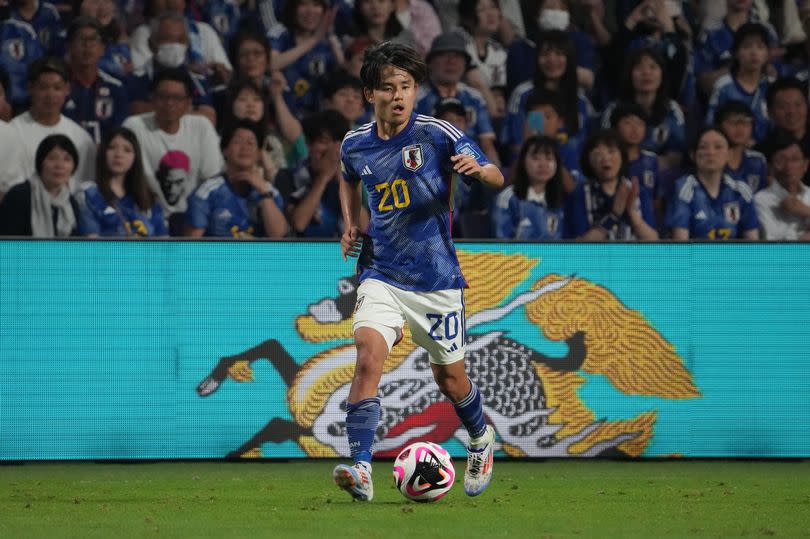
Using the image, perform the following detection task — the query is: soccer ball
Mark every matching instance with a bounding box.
[392,442,455,502]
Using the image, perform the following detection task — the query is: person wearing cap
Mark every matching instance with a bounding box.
[63,16,130,145]
[415,31,500,167]
[716,100,768,193]
[0,57,97,198]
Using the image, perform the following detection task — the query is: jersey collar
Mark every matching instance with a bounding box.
[371,112,417,145]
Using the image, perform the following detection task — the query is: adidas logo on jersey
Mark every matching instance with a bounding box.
[361,165,373,176]
[696,210,707,221]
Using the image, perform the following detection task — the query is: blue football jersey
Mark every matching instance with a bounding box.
[706,74,771,142]
[601,100,686,156]
[64,70,130,144]
[98,42,133,81]
[696,19,777,76]
[202,0,243,47]
[186,175,284,238]
[77,183,167,237]
[564,178,656,239]
[726,149,768,193]
[627,149,660,200]
[666,174,759,239]
[10,1,64,55]
[0,19,44,106]
[270,29,337,114]
[492,186,564,240]
[415,82,495,140]
[286,161,343,238]
[340,113,490,291]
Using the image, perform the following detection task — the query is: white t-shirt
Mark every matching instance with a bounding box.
[130,21,233,72]
[0,121,22,194]
[462,32,508,88]
[754,181,810,240]
[1,113,97,194]
[123,112,223,214]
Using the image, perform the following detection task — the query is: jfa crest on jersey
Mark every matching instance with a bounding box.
[340,114,491,292]
[666,174,759,239]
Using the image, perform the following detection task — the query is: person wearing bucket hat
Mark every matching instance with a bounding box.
[415,31,501,166]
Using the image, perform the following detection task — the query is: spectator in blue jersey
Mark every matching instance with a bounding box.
[321,68,368,127]
[667,126,760,240]
[755,130,810,240]
[128,11,217,124]
[186,120,288,238]
[416,32,500,166]
[77,0,134,80]
[280,110,350,237]
[600,47,686,173]
[492,135,566,239]
[716,100,769,192]
[335,41,503,502]
[503,30,592,166]
[64,17,130,145]
[200,0,245,49]
[0,18,45,109]
[706,23,773,144]
[270,0,344,115]
[565,129,659,240]
[764,77,810,172]
[8,0,65,56]
[0,66,11,122]
[77,127,167,237]
[0,134,80,237]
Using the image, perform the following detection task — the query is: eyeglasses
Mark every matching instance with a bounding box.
[239,49,266,59]
[74,34,102,45]
[153,92,189,103]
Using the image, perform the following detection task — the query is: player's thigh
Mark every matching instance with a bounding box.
[352,279,406,352]
[400,288,466,365]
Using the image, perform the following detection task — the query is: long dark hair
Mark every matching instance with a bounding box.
[353,0,403,40]
[221,77,271,132]
[228,28,270,80]
[620,47,670,125]
[512,135,565,209]
[533,30,581,135]
[580,129,628,181]
[95,127,154,212]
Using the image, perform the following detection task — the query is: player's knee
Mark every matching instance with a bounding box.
[434,372,468,402]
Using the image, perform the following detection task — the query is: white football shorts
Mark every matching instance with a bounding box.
[352,278,466,365]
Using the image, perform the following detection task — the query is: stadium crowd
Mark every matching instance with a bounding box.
[1,0,810,240]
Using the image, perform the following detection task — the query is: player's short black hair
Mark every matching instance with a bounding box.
[302,110,351,142]
[579,129,628,181]
[360,41,427,91]
[151,67,194,97]
[35,134,79,176]
[766,77,806,108]
[524,88,565,118]
[321,69,362,100]
[759,129,807,161]
[715,100,754,124]
[219,119,265,151]
[609,102,648,128]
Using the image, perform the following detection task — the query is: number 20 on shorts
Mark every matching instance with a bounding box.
[375,179,411,211]
[426,312,463,341]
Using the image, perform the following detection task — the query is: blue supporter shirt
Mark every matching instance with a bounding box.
[202,0,243,47]
[10,1,64,55]
[64,70,130,144]
[601,100,687,156]
[270,28,337,114]
[186,175,284,237]
[340,113,490,291]
[564,177,656,239]
[77,182,167,237]
[666,174,759,239]
[0,19,44,106]
[415,82,494,141]
[706,74,771,143]
[726,149,768,193]
[492,185,564,240]
[98,42,133,81]
[627,149,660,200]
[286,161,343,238]
[695,19,778,77]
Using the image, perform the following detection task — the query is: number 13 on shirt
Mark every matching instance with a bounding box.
[375,179,411,211]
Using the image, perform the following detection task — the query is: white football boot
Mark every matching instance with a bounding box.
[464,425,495,496]
[333,462,374,501]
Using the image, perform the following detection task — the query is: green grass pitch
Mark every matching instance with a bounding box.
[2,461,809,538]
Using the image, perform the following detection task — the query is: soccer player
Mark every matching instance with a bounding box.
[333,41,504,502]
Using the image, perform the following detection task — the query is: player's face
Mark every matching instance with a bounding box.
[106,135,136,177]
[232,88,264,122]
[40,147,75,189]
[524,148,557,184]
[69,28,104,67]
[538,46,566,81]
[694,130,730,174]
[237,40,268,80]
[771,144,808,185]
[224,128,260,170]
[770,89,807,134]
[617,116,646,147]
[296,0,325,33]
[631,55,662,94]
[329,87,364,122]
[365,66,417,126]
[720,115,753,147]
[588,143,622,182]
[29,73,69,116]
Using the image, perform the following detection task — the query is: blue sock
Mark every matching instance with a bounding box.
[453,380,487,440]
[346,397,380,465]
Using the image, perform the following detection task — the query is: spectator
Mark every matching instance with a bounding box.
[716,100,768,192]
[344,36,374,79]
[0,134,80,237]
[128,11,218,123]
[521,89,582,182]
[8,0,65,56]
[395,0,443,58]
[77,126,167,237]
[321,68,368,127]
[667,126,760,240]
[186,120,288,238]
[706,22,773,143]
[123,67,224,235]
[0,17,44,109]
[77,0,134,80]
[200,0,246,49]
[0,57,97,197]
[565,129,658,240]
[492,135,566,239]
[0,66,12,122]
[278,110,349,237]
[755,130,810,239]
[270,0,344,115]
[600,47,686,172]
[416,32,500,166]
[63,16,130,144]
[351,0,413,45]
[764,77,810,169]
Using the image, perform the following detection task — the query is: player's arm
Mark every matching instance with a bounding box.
[339,170,363,260]
[450,155,504,188]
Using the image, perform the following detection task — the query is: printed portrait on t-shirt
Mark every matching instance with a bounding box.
[156,150,190,206]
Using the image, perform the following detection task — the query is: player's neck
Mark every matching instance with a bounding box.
[72,65,98,87]
[376,118,409,140]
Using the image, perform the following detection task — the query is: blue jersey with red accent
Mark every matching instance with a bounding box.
[64,70,130,144]
[270,28,337,114]
[77,182,167,237]
[10,1,64,55]
[0,19,44,106]
[726,149,768,193]
[666,174,759,239]
[492,186,564,240]
[340,113,490,291]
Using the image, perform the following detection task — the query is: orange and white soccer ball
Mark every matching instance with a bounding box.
[392,442,455,502]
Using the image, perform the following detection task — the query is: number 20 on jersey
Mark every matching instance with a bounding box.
[375,179,411,212]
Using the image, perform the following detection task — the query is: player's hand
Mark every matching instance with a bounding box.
[451,154,483,179]
[341,226,363,261]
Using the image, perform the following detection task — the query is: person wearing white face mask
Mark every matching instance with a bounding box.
[127,11,217,125]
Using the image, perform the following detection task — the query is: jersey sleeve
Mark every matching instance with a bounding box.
[665,180,693,232]
[339,140,361,183]
[491,188,517,239]
[452,133,491,185]
[186,186,212,231]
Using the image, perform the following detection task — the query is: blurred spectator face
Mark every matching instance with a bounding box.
[223,127,260,171]
[153,80,191,124]
[232,87,265,122]
[68,26,105,69]
[106,134,136,177]
[537,0,570,32]
[537,45,566,81]
[490,87,506,119]
[727,0,753,13]
[719,114,753,147]
[616,115,646,147]
[736,35,768,72]
[40,147,76,190]
[29,73,70,118]
[327,87,364,123]
[164,0,186,13]
[296,0,326,33]
[588,143,622,182]
[237,39,268,81]
[429,52,467,85]
[474,0,501,34]
[524,147,557,184]
[523,104,562,140]
[437,110,468,132]
[694,130,730,174]
[631,54,662,94]
[770,144,809,185]
[358,0,395,28]
[152,18,189,67]
[307,133,340,175]
[770,88,808,135]
[79,0,116,26]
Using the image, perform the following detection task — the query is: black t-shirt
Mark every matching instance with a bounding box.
[0,181,79,237]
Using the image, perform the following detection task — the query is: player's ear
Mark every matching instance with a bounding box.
[363,87,374,104]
